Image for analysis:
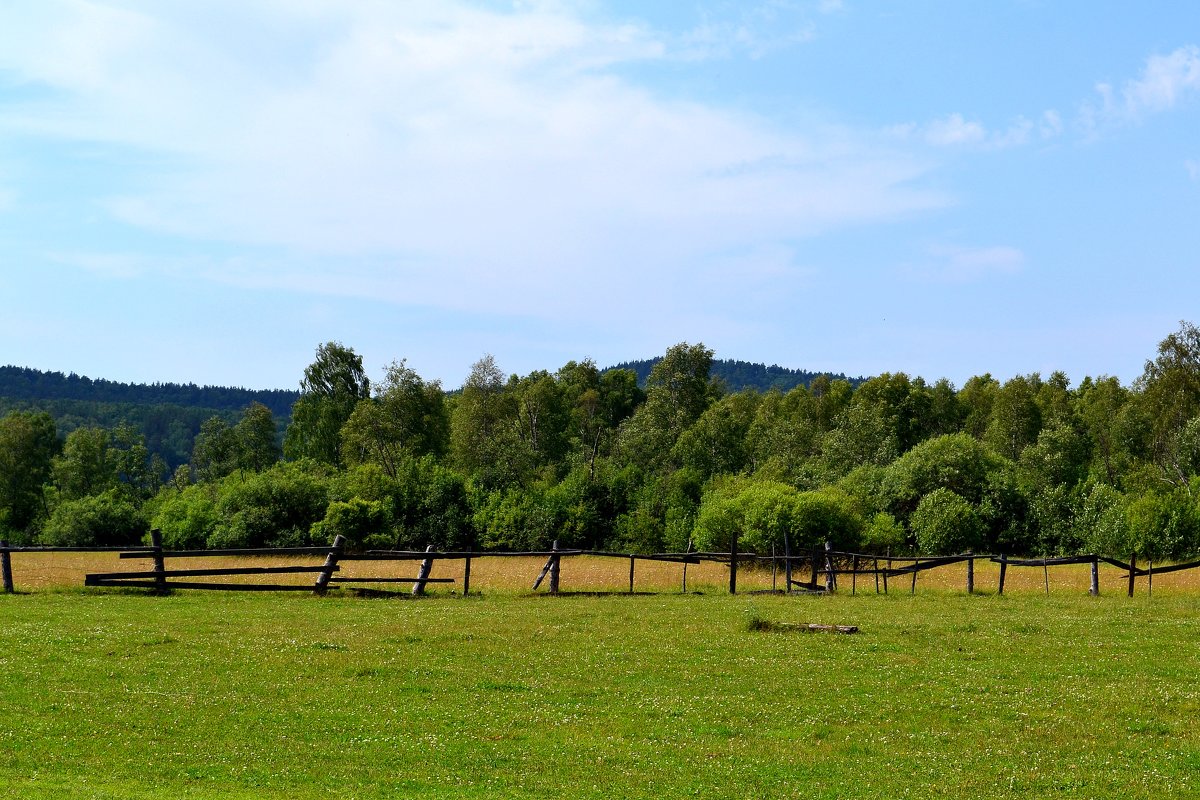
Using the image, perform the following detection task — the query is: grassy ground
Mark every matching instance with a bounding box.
[2,566,1200,798]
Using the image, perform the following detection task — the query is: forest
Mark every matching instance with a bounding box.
[2,322,1200,560]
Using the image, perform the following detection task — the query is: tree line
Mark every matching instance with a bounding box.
[3,323,1200,560]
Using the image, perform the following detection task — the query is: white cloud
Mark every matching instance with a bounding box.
[905,244,1025,284]
[0,0,943,323]
[1084,45,1200,126]
[1187,159,1200,182]
[895,113,1042,150]
[924,113,986,146]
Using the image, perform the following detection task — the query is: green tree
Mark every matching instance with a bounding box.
[984,374,1043,461]
[556,361,642,479]
[617,342,719,471]
[192,416,242,482]
[0,411,58,540]
[341,361,448,477]
[284,341,370,466]
[1136,321,1200,485]
[673,390,759,479]
[450,355,531,490]
[236,402,281,472]
[53,426,115,500]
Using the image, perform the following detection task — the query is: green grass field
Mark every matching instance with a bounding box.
[2,585,1199,798]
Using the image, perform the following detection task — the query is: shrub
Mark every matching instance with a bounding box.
[910,488,984,555]
[41,489,146,547]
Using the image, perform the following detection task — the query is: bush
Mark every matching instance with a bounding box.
[209,460,331,548]
[910,488,984,555]
[41,489,146,547]
[692,479,863,554]
[150,483,221,549]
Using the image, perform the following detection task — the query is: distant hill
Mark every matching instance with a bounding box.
[0,366,299,470]
[0,365,298,419]
[606,358,866,392]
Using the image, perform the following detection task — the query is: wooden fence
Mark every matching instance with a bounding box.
[0,534,1196,597]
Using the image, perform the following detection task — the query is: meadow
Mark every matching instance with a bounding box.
[1,556,1199,798]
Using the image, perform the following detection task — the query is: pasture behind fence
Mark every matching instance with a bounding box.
[1,535,1196,597]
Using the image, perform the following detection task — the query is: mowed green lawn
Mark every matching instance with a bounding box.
[1,588,1199,799]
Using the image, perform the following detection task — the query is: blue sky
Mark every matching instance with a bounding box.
[1,1,1198,391]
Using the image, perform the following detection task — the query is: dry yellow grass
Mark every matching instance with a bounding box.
[8,550,1200,596]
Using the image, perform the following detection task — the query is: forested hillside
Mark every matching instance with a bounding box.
[0,366,297,416]
[3,324,1200,563]
[608,358,864,392]
[0,366,299,469]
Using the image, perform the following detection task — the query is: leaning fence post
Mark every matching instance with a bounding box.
[966,551,974,595]
[628,554,636,594]
[1090,555,1099,596]
[851,554,858,595]
[1,540,13,594]
[998,554,1007,595]
[728,532,738,595]
[1127,552,1137,598]
[1148,556,1153,598]
[549,540,561,595]
[150,529,167,595]
[910,559,918,595]
[883,548,890,594]
[412,544,435,596]
[874,555,880,594]
[314,534,346,596]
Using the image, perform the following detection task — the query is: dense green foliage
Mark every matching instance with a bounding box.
[5,325,1200,558]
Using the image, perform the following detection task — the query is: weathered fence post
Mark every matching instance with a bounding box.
[771,542,777,591]
[1043,560,1050,595]
[1127,552,1137,598]
[874,556,881,594]
[783,531,792,593]
[682,539,692,594]
[1,540,13,594]
[1148,556,1153,598]
[628,554,636,594]
[462,545,473,597]
[824,540,835,593]
[997,554,1007,595]
[729,532,739,595]
[1090,556,1099,596]
[851,554,859,595]
[910,558,918,595]
[314,534,346,596]
[549,540,561,595]
[883,548,890,594]
[412,544,435,596]
[150,528,167,595]
[966,551,974,595]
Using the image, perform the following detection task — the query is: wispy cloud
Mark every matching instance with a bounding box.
[904,244,1025,284]
[1083,45,1200,127]
[676,1,836,61]
[0,1,942,324]
[889,113,1048,151]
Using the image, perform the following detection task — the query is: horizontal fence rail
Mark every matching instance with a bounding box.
[2,535,1198,598]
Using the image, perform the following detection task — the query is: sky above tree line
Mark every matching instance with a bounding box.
[1,1,1198,391]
